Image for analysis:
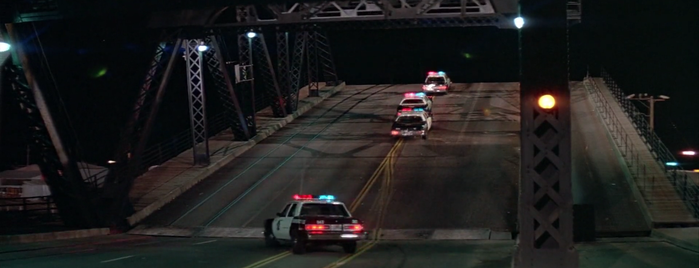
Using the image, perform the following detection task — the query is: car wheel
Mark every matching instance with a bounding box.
[292,237,306,254]
[342,241,357,254]
[264,231,280,247]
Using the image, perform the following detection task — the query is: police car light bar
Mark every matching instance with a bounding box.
[404,92,426,98]
[293,194,335,200]
[414,108,424,111]
[438,71,445,75]
[428,71,437,75]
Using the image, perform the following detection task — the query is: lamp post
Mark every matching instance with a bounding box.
[626,93,669,131]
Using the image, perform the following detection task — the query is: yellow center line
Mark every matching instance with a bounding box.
[323,139,402,268]
[240,139,402,268]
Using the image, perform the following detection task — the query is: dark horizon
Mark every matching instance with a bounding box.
[1,0,697,170]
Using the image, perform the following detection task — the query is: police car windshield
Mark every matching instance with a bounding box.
[401,99,424,104]
[426,77,445,84]
[300,203,349,217]
[396,116,423,124]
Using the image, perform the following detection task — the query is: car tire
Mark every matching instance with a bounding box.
[264,231,279,247]
[292,237,306,254]
[342,241,357,254]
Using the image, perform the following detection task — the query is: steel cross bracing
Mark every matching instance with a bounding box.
[184,39,211,166]
[251,33,287,117]
[306,31,320,96]
[3,24,100,228]
[515,0,577,267]
[204,35,251,140]
[102,37,181,226]
[209,0,581,30]
[236,33,258,135]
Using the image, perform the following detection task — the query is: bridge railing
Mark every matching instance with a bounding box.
[0,195,61,228]
[587,71,699,218]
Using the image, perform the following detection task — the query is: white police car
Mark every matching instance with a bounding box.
[391,109,433,139]
[422,71,452,95]
[263,194,366,254]
[399,92,433,111]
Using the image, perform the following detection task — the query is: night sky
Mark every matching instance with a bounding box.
[1,0,697,170]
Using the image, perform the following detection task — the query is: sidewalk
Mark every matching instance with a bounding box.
[652,227,699,253]
[127,83,346,226]
[585,78,696,226]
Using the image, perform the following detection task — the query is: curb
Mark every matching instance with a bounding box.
[651,229,699,253]
[126,83,346,227]
[128,226,515,241]
[0,228,110,245]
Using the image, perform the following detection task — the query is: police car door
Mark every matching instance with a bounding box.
[275,203,297,240]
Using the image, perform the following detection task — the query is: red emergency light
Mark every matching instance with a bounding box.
[293,194,313,200]
[428,71,437,75]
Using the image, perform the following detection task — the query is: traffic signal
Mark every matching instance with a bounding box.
[538,94,556,109]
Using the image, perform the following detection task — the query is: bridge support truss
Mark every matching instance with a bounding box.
[2,23,101,228]
[515,0,578,267]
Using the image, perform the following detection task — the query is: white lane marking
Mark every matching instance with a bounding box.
[101,255,134,263]
[193,240,218,245]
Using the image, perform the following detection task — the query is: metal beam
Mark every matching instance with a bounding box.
[314,31,339,85]
[276,31,293,114]
[288,31,306,111]
[4,23,99,228]
[103,37,182,226]
[252,33,287,117]
[306,31,320,97]
[515,0,577,267]
[184,39,210,166]
[236,33,257,136]
[204,35,251,140]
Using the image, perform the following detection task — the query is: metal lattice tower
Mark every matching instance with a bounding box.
[276,32,292,114]
[184,39,210,166]
[236,32,257,135]
[515,0,578,267]
[288,31,307,112]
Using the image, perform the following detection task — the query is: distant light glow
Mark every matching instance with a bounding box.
[247,32,257,38]
[514,17,525,29]
[438,71,445,75]
[693,169,699,173]
[0,42,10,52]
[197,45,209,52]
[538,94,556,109]
[681,151,696,156]
[666,162,678,166]
[107,160,116,164]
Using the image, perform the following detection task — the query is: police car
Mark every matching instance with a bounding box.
[264,194,366,255]
[398,92,433,114]
[422,71,452,95]
[390,109,433,139]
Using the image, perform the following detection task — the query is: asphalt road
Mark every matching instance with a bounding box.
[140,83,520,232]
[1,235,697,268]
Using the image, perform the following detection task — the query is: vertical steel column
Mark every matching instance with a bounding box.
[306,31,320,97]
[204,35,251,140]
[276,32,292,114]
[288,32,307,112]
[5,23,99,228]
[237,33,257,135]
[515,0,578,267]
[314,31,339,86]
[184,39,209,166]
[252,33,287,118]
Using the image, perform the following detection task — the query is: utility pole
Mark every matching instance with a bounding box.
[626,93,669,131]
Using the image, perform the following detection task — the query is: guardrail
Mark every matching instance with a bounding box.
[589,70,699,218]
[0,196,60,227]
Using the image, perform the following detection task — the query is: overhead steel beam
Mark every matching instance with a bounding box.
[305,31,320,97]
[276,31,293,114]
[204,35,251,140]
[314,31,339,86]
[184,39,210,166]
[287,31,306,112]
[515,0,578,267]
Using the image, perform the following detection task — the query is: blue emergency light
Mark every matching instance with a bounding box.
[438,71,445,75]
[414,108,424,111]
[415,92,426,97]
[319,195,335,200]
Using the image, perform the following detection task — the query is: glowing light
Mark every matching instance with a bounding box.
[197,45,209,52]
[681,151,696,156]
[428,71,436,75]
[0,42,10,52]
[293,194,313,200]
[438,71,445,75]
[693,169,699,173]
[318,195,335,200]
[107,160,116,164]
[247,32,257,38]
[665,162,678,167]
[514,17,525,29]
[538,94,556,109]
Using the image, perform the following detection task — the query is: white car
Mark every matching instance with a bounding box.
[263,194,366,254]
[391,110,433,139]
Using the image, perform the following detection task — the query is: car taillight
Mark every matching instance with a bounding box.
[343,224,364,232]
[391,130,399,135]
[305,224,327,231]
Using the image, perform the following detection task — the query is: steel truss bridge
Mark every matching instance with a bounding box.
[1,0,582,267]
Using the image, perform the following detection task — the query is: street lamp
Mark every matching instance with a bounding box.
[626,93,669,131]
